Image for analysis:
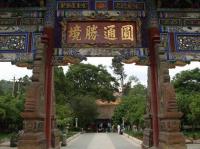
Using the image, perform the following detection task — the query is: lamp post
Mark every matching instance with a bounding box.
[75,118,78,128]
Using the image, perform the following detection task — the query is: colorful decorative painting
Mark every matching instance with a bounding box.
[0,32,28,53]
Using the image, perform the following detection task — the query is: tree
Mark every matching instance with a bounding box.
[189,94,200,127]
[17,75,31,94]
[111,57,127,93]
[56,103,74,130]
[0,76,30,132]
[123,75,140,96]
[0,80,12,95]
[0,95,23,132]
[172,68,200,127]
[172,68,200,94]
[54,64,119,129]
[113,83,146,129]
[54,67,70,104]
[70,95,98,128]
[65,64,119,100]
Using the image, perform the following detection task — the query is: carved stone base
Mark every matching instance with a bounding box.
[142,113,153,149]
[18,132,46,149]
[51,128,61,149]
[159,144,186,149]
[159,132,186,149]
[149,147,158,149]
[142,128,153,149]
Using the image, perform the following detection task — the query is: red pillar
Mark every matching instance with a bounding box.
[43,27,54,149]
[148,27,160,147]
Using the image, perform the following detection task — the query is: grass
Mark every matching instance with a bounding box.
[0,132,11,143]
[67,131,78,138]
[183,130,200,140]
[124,130,143,140]
[125,130,200,140]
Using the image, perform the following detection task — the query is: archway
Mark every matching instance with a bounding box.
[0,0,199,149]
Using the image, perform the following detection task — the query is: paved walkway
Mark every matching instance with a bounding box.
[62,133,200,149]
[62,133,141,149]
[0,133,200,149]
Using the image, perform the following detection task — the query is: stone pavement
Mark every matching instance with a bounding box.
[0,133,200,149]
[62,133,141,149]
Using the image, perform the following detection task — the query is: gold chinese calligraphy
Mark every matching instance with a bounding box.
[66,22,137,47]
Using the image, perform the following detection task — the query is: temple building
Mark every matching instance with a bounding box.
[95,99,121,132]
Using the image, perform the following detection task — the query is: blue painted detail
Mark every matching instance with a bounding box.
[32,32,42,52]
[114,48,148,63]
[174,32,200,52]
[56,0,145,10]
[56,0,88,1]
[0,32,29,53]
[166,52,176,62]
[90,0,95,10]
[45,1,56,26]
[54,17,62,48]
[54,48,87,62]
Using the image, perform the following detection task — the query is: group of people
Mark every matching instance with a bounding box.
[97,122,112,132]
[97,122,124,134]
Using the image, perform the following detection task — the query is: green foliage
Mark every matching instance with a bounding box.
[0,76,29,132]
[172,68,200,93]
[0,95,24,132]
[173,68,200,128]
[54,64,118,129]
[56,103,74,129]
[188,93,200,126]
[0,132,11,142]
[70,95,98,128]
[111,57,127,92]
[54,67,70,104]
[183,130,200,140]
[17,75,31,94]
[0,80,12,95]
[125,130,143,140]
[112,84,146,128]
[65,64,119,100]
[123,75,140,96]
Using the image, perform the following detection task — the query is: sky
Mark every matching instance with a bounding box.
[0,58,199,86]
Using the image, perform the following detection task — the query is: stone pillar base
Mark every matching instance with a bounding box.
[142,128,153,149]
[52,129,61,149]
[18,132,46,149]
[159,132,186,149]
[149,147,158,149]
[159,144,186,149]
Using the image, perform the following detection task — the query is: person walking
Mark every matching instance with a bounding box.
[117,124,120,134]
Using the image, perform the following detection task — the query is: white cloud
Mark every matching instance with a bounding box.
[0,62,32,81]
[169,62,200,79]
[0,59,199,86]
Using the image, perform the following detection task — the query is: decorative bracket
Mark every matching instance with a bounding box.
[53,48,87,65]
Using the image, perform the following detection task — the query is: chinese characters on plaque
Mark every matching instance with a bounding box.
[66,22,136,47]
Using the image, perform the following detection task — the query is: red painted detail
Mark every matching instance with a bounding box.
[169,32,176,52]
[96,2,107,10]
[43,27,54,149]
[148,27,160,147]
[41,34,49,44]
